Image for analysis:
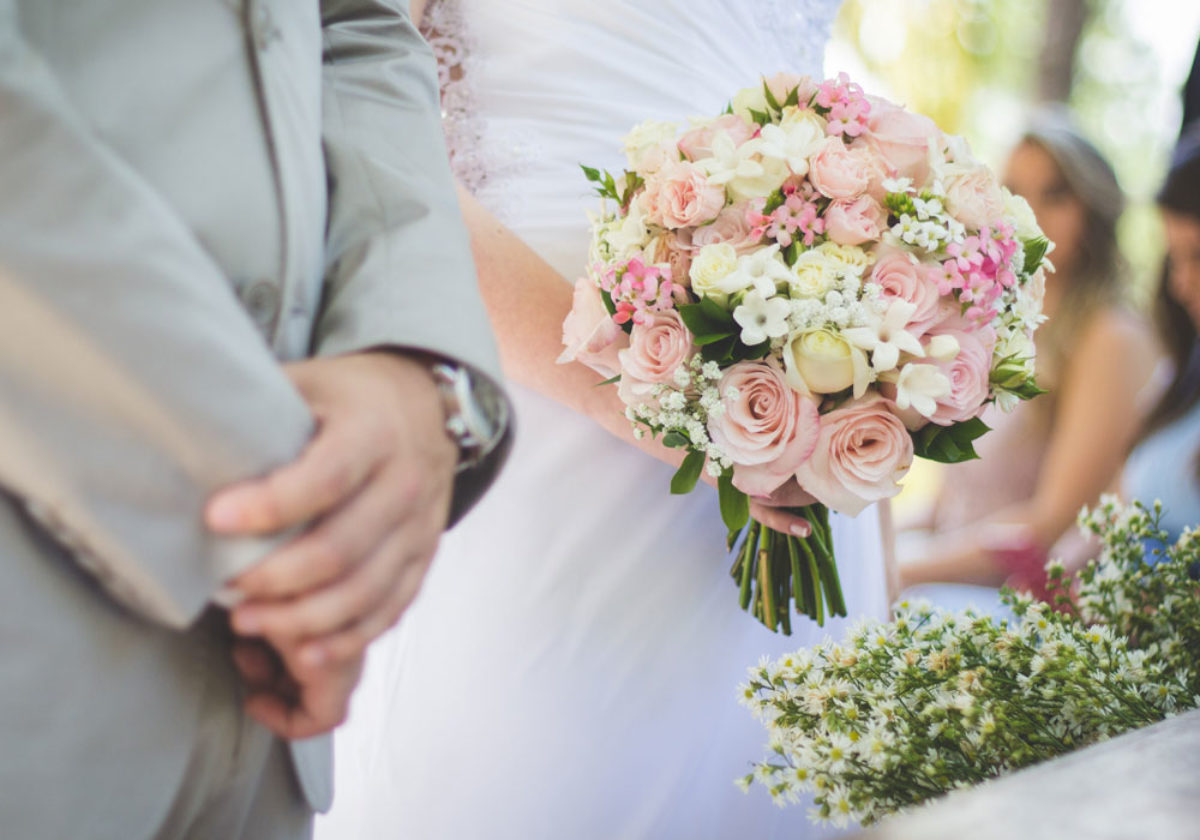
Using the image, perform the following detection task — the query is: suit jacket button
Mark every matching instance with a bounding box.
[242,279,281,328]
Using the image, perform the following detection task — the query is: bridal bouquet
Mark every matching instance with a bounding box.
[740,498,1200,826]
[559,72,1049,632]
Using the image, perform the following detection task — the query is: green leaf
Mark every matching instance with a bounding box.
[670,450,706,495]
[912,417,991,464]
[700,335,738,364]
[580,164,603,184]
[718,472,750,533]
[679,297,737,341]
[1023,236,1050,275]
[762,80,782,113]
[594,373,621,386]
[783,85,801,108]
[748,108,772,127]
[599,288,617,317]
[661,430,690,448]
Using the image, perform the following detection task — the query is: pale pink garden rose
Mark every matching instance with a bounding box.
[646,233,693,290]
[558,277,629,379]
[680,201,766,255]
[869,247,943,338]
[678,114,757,162]
[808,137,872,200]
[639,160,726,229]
[794,393,914,516]
[823,195,885,246]
[708,361,821,496]
[617,310,693,408]
[925,325,995,425]
[944,164,1006,230]
[855,96,940,186]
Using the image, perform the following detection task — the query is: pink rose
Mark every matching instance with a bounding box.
[764,72,819,107]
[680,201,766,255]
[558,277,629,378]
[794,394,914,516]
[639,160,726,229]
[647,233,693,290]
[944,165,1005,230]
[678,114,757,162]
[926,326,994,425]
[823,195,885,246]
[617,310,693,407]
[855,97,940,186]
[869,248,943,338]
[708,361,821,496]
[808,137,872,200]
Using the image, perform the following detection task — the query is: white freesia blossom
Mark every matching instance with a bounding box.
[701,133,790,201]
[1003,187,1043,240]
[757,118,824,176]
[733,289,792,346]
[604,201,652,260]
[728,244,793,298]
[889,363,951,417]
[842,300,926,372]
[926,333,960,362]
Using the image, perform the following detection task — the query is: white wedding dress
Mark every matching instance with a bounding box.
[317,2,886,838]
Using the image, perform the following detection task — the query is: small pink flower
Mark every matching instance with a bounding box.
[678,114,757,162]
[808,137,872,200]
[795,394,914,516]
[708,361,821,496]
[823,195,885,246]
[639,160,726,229]
[814,73,872,138]
[558,277,629,379]
[765,191,825,248]
[601,257,678,327]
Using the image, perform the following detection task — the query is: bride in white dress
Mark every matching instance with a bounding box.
[317,1,888,837]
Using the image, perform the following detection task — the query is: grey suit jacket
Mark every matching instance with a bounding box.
[0,0,504,833]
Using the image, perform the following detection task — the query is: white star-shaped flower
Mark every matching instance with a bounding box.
[698,131,765,186]
[757,122,821,176]
[727,244,793,298]
[733,289,791,346]
[842,299,926,372]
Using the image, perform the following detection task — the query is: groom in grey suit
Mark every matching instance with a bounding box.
[0,1,508,838]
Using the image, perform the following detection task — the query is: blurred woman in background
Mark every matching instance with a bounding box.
[1124,124,1200,540]
[899,109,1160,602]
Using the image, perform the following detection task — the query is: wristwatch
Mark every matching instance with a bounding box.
[430,361,509,473]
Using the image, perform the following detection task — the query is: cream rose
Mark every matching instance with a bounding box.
[784,329,869,396]
[558,277,629,378]
[795,394,914,516]
[689,243,747,307]
[789,249,841,298]
[708,361,821,496]
[622,119,680,174]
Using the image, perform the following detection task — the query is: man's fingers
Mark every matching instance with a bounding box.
[294,554,432,669]
[244,665,361,740]
[231,466,421,601]
[230,639,284,686]
[206,416,381,536]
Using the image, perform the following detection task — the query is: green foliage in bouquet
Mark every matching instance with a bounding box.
[740,498,1200,827]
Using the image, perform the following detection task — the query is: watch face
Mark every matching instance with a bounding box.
[467,373,507,445]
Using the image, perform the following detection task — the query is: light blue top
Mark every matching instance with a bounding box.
[1124,397,1200,543]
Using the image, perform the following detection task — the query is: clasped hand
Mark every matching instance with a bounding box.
[206,352,457,739]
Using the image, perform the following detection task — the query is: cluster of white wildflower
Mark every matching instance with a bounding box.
[741,499,1200,828]
[627,354,735,476]
[884,182,967,254]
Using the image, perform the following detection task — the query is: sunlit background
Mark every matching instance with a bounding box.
[823,0,1200,516]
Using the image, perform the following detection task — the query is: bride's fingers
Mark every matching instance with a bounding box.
[749,502,811,537]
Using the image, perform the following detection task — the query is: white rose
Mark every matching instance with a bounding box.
[689,243,744,307]
[943,164,1006,230]
[789,250,841,298]
[784,329,871,395]
[731,84,770,123]
[814,241,875,277]
[622,119,680,174]
[1003,188,1043,241]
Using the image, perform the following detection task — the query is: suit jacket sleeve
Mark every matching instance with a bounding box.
[0,4,314,628]
[317,0,512,524]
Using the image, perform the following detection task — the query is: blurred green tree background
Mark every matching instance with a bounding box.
[827,0,1200,298]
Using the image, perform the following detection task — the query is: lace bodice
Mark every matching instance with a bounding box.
[421,0,843,225]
